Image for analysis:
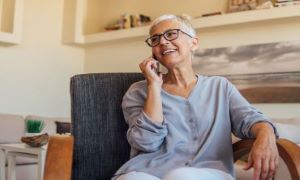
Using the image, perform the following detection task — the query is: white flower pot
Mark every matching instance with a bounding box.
[25,132,42,137]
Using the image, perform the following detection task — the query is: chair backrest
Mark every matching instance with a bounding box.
[44,135,74,180]
[70,73,144,180]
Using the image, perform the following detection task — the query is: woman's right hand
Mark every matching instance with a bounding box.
[139,57,163,88]
[140,57,164,124]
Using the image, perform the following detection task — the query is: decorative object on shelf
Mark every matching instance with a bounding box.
[139,14,151,25]
[201,11,222,17]
[228,0,257,13]
[105,14,151,31]
[256,0,274,9]
[179,13,193,20]
[21,133,49,147]
[274,0,300,7]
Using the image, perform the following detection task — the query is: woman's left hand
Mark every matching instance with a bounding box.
[244,123,279,180]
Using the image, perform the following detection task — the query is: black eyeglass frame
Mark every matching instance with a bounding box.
[145,29,193,47]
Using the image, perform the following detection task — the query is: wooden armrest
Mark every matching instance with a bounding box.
[44,135,74,180]
[233,138,300,180]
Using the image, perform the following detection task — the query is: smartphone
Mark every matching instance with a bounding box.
[152,54,161,75]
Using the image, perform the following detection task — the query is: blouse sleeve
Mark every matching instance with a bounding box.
[227,80,278,139]
[122,85,168,152]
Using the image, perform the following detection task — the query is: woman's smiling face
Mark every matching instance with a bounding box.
[150,20,198,69]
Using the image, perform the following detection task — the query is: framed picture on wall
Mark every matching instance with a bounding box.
[192,41,300,103]
[228,0,257,12]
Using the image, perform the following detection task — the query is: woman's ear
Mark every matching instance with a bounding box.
[190,37,199,51]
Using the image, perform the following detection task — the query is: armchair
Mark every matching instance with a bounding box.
[66,73,300,180]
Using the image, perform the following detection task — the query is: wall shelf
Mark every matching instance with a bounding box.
[67,1,300,46]
[0,0,23,45]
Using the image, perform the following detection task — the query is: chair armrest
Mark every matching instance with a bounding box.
[233,138,300,180]
[44,135,74,180]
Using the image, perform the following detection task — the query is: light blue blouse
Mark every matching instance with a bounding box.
[112,75,277,180]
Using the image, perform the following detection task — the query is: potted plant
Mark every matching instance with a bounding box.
[22,119,49,147]
[25,119,45,136]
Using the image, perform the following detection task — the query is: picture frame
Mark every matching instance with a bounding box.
[192,41,300,103]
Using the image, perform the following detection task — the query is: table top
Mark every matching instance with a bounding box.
[0,143,47,155]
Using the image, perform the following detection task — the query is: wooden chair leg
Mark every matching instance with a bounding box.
[43,135,74,180]
[233,138,300,180]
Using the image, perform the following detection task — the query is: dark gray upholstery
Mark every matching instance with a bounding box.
[70,73,144,180]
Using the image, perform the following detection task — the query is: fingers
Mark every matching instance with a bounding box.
[139,57,157,72]
[159,72,163,79]
[249,153,278,180]
[243,153,253,170]
[139,56,163,86]
[247,132,279,180]
[260,157,279,180]
[260,157,269,180]
[267,156,278,179]
[139,56,150,71]
[152,60,158,70]
[267,158,275,179]
[253,157,262,180]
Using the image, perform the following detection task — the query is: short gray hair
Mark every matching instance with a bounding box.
[149,14,196,37]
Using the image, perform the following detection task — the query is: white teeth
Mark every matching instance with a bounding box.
[162,49,176,55]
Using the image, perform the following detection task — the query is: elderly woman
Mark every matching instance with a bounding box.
[113,14,278,180]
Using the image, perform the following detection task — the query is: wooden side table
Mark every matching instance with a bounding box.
[0,143,46,180]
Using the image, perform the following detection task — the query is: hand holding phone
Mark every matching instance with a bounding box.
[139,55,163,86]
[152,54,161,75]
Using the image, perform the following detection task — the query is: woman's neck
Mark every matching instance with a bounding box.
[163,66,197,88]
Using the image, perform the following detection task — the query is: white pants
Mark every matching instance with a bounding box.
[117,167,235,180]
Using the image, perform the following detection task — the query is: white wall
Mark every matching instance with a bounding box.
[84,4,300,119]
[0,0,84,117]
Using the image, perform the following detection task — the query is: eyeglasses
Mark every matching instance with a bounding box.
[145,29,193,47]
